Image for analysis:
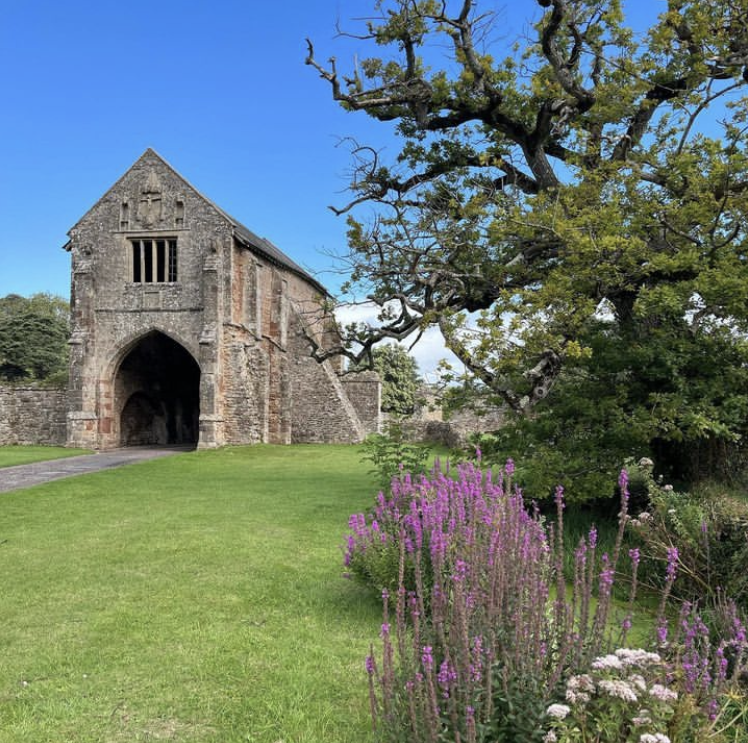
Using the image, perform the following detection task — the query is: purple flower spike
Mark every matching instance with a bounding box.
[657,619,668,644]
[554,485,565,510]
[365,656,375,675]
[618,469,629,500]
[452,559,468,583]
[437,660,457,689]
[505,458,515,476]
[421,645,434,671]
[666,547,679,581]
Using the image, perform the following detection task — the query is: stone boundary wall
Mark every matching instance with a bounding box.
[341,371,382,436]
[387,404,507,450]
[0,384,68,446]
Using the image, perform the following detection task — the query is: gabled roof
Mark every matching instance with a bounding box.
[66,148,328,296]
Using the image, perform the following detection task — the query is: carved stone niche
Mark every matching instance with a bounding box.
[175,196,185,228]
[136,170,163,228]
[120,200,130,230]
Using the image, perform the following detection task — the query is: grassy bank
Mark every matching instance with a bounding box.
[0,445,381,743]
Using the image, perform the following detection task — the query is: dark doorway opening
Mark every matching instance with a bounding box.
[116,332,200,446]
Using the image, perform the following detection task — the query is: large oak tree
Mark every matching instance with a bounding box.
[307,0,748,494]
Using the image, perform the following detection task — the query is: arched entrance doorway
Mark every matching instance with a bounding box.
[115,332,200,446]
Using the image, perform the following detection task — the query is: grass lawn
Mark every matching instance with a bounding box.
[0,445,382,743]
[0,446,92,468]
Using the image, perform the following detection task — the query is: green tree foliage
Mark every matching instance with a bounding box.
[307,0,748,496]
[0,293,70,383]
[372,343,422,415]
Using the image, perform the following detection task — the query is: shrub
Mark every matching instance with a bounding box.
[543,649,680,743]
[358,462,636,742]
[359,419,431,490]
[628,470,748,609]
[544,629,748,743]
[353,463,748,743]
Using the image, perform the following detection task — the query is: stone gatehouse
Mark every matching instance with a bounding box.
[64,148,379,449]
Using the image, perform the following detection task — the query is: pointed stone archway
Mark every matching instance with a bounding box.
[114,331,200,447]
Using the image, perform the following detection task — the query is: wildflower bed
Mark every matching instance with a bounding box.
[0,445,381,743]
[346,460,748,743]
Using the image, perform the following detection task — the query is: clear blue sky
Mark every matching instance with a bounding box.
[0,0,406,299]
[0,0,659,372]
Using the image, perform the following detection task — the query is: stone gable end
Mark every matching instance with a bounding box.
[55,148,381,450]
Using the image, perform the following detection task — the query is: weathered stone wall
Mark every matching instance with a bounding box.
[342,372,381,436]
[392,403,507,449]
[0,385,68,446]
[287,305,369,444]
[63,149,382,449]
[67,150,226,449]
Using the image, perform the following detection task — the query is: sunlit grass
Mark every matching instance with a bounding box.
[0,445,91,468]
[0,445,381,743]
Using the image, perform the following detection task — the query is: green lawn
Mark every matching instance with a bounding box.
[0,445,92,468]
[0,445,381,743]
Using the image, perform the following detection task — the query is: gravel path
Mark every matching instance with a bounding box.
[0,447,192,493]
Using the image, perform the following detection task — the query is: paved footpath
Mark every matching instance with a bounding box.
[0,447,192,493]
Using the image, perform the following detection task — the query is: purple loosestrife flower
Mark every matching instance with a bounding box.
[629,547,641,566]
[380,623,390,638]
[589,525,598,549]
[619,469,629,501]
[365,655,375,675]
[554,485,565,511]
[505,458,515,476]
[733,616,746,644]
[657,619,668,645]
[665,547,678,582]
[707,698,719,722]
[452,559,469,583]
[716,646,728,683]
[344,536,355,567]
[470,635,484,681]
[421,645,434,671]
[599,553,614,592]
[437,660,457,690]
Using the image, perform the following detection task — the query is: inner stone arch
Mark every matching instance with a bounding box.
[115,331,200,446]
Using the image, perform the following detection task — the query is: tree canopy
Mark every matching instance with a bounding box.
[371,344,423,415]
[307,0,748,494]
[0,294,70,383]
